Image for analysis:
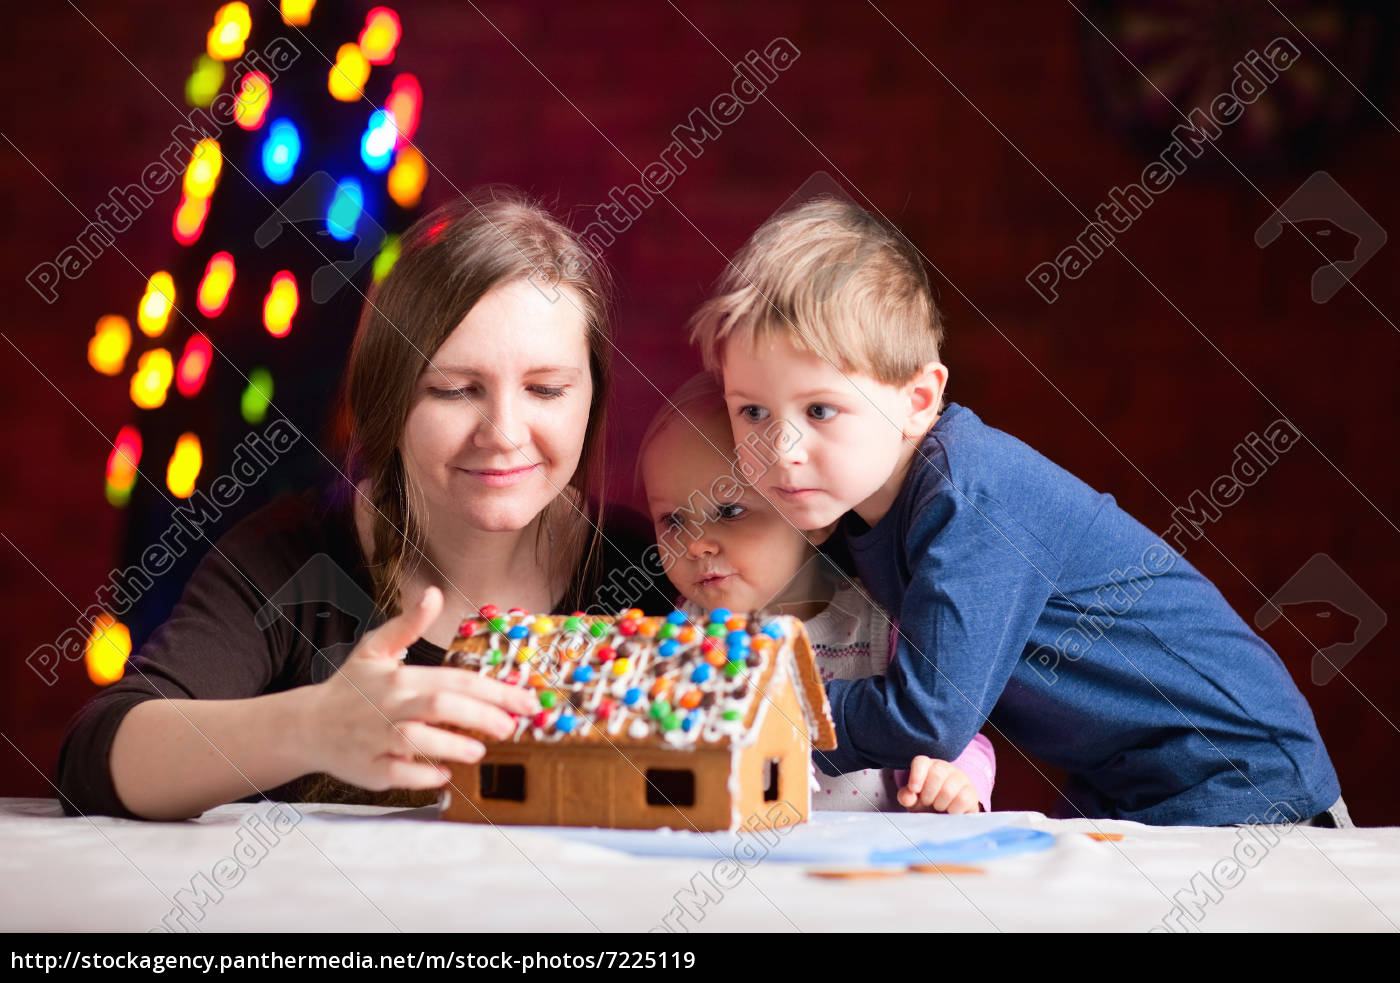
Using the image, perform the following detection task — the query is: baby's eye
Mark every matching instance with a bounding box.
[716,503,746,521]
[658,512,680,530]
[807,403,838,422]
[737,405,769,423]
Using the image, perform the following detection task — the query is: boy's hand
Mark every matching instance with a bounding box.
[897,755,980,814]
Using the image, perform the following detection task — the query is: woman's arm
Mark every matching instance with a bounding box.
[105,588,539,821]
[108,688,316,821]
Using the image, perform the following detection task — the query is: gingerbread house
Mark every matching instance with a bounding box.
[438,605,836,831]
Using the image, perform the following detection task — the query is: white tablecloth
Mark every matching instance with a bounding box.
[2,798,1396,932]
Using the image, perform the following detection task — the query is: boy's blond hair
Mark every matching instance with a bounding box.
[687,196,944,386]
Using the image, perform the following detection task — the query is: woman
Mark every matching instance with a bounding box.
[56,187,670,820]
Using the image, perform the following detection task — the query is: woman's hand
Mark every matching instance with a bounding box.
[299,586,540,792]
[896,755,981,814]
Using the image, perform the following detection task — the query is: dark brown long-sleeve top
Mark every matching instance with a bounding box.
[55,485,673,819]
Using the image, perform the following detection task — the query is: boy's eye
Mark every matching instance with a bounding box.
[807,403,838,421]
[716,503,746,521]
[737,405,769,423]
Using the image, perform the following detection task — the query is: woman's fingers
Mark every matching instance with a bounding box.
[385,720,487,765]
[374,753,454,791]
[362,586,443,660]
[397,665,541,714]
[391,689,522,739]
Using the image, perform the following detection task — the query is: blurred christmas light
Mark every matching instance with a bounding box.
[359,8,401,65]
[172,193,211,246]
[137,273,176,337]
[184,54,224,107]
[166,433,203,498]
[88,315,132,376]
[261,118,301,184]
[85,613,131,686]
[360,109,397,172]
[105,425,142,507]
[280,0,315,26]
[130,348,174,409]
[197,252,237,318]
[386,73,421,146]
[263,271,299,337]
[241,367,274,424]
[183,139,223,198]
[207,2,252,61]
[329,43,370,102]
[176,334,213,398]
[234,72,271,130]
[326,179,364,242]
[387,146,426,208]
[372,233,400,283]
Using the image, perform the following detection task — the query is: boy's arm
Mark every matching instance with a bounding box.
[816,488,1060,776]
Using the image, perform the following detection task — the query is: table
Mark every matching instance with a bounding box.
[2,798,1396,932]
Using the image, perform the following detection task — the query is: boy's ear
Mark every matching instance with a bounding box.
[902,360,949,438]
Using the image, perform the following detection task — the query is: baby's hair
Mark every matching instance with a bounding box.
[634,371,730,493]
[687,195,944,387]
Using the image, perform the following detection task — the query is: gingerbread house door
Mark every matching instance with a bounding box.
[554,753,615,827]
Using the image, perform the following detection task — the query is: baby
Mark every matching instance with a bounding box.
[639,373,994,813]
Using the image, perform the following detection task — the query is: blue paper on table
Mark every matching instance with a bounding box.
[546,811,1056,865]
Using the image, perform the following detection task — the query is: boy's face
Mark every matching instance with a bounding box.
[642,409,820,614]
[721,334,923,530]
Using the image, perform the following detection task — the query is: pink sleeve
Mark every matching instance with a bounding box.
[950,732,996,812]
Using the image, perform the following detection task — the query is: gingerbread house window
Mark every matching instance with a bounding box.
[763,757,781,802]
[644,768,695,807]
[480,763,526,801]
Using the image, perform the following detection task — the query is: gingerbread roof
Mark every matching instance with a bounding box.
[444,606,837,751]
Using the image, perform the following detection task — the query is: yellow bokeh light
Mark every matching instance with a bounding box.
[130,348,174,409]
[184,140,223,198]
[86,613,131,686]
[329,44,370,102]
[359,7,401,65]
[280,0,315,26]
[387,145,427,208]
[197,252,237,318]
[207,2,252,60]
[137,272,176,337]
[167,432,203,498]
[88,315,131,376]
[262,271,299,337]
[233,72,271,130]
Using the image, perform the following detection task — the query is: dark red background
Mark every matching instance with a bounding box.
[3,3,1396,823]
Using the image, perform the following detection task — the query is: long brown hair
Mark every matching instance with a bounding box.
[302,187,614,808]
[347,185,613,617]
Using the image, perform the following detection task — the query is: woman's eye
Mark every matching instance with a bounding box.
[717,503,746,521]
[808,403,838,421]
[737,405,769,423]
[429,386,475,399]
[530,386,567,400]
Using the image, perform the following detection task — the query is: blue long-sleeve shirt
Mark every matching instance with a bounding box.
[817,403,1340,826]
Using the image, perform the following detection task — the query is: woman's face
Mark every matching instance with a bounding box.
[400,278,593,534]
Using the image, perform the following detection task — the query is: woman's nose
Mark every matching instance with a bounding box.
[472,395,528,453]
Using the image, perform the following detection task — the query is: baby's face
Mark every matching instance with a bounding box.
[721,333,914,530]
[642,409,816,614]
